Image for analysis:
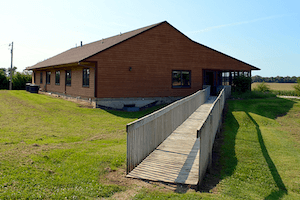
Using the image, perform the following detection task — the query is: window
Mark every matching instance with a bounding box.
[33,72,36,83]
[46,71,51,84]
[55,71,60,85]
[82,68,90,87]
[65,70,71,86]
[172,70,191,88]
[222,72,230,85]
[244,71,250,77]
[40,72,43,84]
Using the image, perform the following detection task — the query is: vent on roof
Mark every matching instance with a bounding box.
[120,32,122,36]
[81,41,82,47]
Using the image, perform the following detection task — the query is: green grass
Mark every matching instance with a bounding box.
[0,90,163,199]
[1,90,300,199]
[231,90,276,99]
[217,97,300,199]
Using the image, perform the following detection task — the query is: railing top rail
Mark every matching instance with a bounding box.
[208,88,224,113]
[126,87,210,133]
[196,87,226,137]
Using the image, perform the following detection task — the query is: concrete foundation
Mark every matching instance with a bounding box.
[96,96,183,110]
[37,90,183,111]
[38,91,97,108]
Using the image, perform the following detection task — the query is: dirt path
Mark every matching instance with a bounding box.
[278,95,300,100]
[102,168,198,199]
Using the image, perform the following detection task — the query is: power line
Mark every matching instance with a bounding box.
[0,43,10,48]
[17,44,45,54]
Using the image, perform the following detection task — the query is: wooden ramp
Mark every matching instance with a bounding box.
[126,96,217,185]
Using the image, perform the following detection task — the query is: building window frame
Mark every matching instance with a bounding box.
[46,71,51,84]
[82,68,90,87]
[172,70,191,88]
[65,70,71,86]
[55,71,60,85]
[222,71,230,85]
[40,72,43,84]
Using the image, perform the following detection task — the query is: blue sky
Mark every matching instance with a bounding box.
[0,0,299,77]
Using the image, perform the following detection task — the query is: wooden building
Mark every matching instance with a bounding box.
[27,21,259,108]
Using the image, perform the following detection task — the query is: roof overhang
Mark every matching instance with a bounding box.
[28,62,95,71]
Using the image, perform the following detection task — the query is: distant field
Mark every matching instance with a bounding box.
[252,82,297,91]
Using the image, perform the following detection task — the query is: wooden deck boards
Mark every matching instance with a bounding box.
[126,96,217,185]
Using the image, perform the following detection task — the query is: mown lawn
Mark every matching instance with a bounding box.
[216,97,300,199]
[1,90,300,199]
[0,90,162,199]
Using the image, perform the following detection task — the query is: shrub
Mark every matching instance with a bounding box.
[254,82,270,93]
[0,70,9,89]
[294,78,300,95]
[271,90,300,97]
[12,72,32,90]
[232,75,252,93]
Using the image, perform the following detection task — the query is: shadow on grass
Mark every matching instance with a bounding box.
[104,104,167,119]
[200,97,295,196]
[246,112,288,199]
[199,103,239,192]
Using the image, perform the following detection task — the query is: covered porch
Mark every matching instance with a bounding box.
[203,69,251,95]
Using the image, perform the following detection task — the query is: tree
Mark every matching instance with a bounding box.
[0,68,7,76]
[233,75,252,93]
[0,67,31,90]
[12,72,32,90]
[252,75,300,83]
[0,70,9,89]
[22,69,32,76]
[7,66,17,77]
[294,78,300,95]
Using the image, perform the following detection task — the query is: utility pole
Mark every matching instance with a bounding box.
[9,42,13,90]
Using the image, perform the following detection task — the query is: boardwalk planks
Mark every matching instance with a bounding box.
[126,97,217,185]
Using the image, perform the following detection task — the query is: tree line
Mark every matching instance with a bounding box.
[252,75,300,83]
[0,67,32,90]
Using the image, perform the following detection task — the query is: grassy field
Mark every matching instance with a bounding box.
[252,82,297,91]
[216,96,300,199]
[0,90,163,199]
[252,82,300,96]
[1,90,300,199]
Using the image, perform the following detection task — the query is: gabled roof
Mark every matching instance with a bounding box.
[27,21,260,71]
[27,21,164,70]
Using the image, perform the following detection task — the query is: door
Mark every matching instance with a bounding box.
[204,71,217,95]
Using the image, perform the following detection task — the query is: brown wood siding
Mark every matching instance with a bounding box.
[32,66,95,98]
[86,22,252,98]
